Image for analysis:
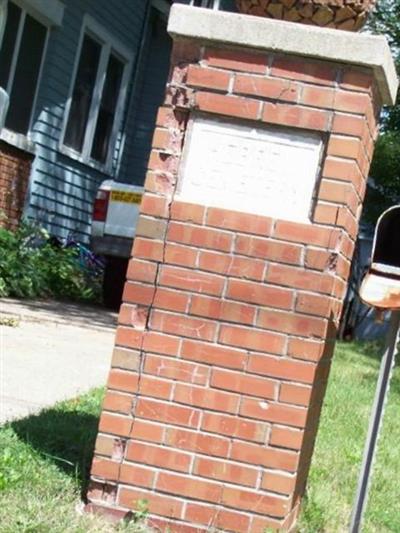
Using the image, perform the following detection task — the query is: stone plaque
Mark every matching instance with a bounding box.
[178,116,323,223]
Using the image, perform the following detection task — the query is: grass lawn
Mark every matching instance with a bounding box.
[0,341,399,532]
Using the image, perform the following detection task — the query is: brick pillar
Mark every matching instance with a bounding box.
[0,141,33,229]
[87,6,397,532]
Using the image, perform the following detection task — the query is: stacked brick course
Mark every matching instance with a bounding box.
[0,141,33,229]
[88,35,382,532]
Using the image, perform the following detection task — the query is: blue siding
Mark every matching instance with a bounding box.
[27,0,149,242]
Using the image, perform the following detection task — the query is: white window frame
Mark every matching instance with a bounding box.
[60,15,133,173]
[0,0,52,149]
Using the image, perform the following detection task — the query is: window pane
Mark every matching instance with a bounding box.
[90,53,124,163]
[6,14,47,134]
[64,35,101,153]
[0,2,22,90]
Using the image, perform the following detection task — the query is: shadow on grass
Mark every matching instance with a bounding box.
[9,402,101,497]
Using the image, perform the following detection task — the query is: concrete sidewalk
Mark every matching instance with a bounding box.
[0,299,117,424]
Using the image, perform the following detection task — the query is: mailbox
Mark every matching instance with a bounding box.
[360,205,400,309]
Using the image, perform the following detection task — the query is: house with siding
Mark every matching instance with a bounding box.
[0,0,177,239]
[0,0,235,240]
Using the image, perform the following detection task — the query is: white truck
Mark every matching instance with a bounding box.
[91,180,143,308]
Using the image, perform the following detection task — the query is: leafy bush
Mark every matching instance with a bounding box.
[0,222,102,302]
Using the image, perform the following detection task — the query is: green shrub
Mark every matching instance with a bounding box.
[0,222,102,302]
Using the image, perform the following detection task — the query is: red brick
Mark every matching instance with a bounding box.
[211,367,278,399]
[273,220,338,248]
[234,74,299,102]
[94,435,114,457]
[263,102,331,131]
[151,310,217,342]
[181,340,247,370]
[304,247,335,271]
[313,204,340,225]
[318,179,359,214]
[271,57,336,86]
[119,304,148,330]
[102,391,132,415]
[261,470,296,495]
[153,288,189,313]
[323,157,362,191]
[140,194,169,218]
[145,170,175,197]
[99,413,132,437]
[296,292,333,318]
[170,201,205,224]
[204,47,268,73]
[219,325,286,355]
[118,487,183,519]
[107,369,138,394]
[142,331,180,356]
[190,294,256,325]
[91,458,120,481]
[138,375,173,400]
[332,112,366,137]
[168,221,232,252]
[130,419,165,443]
[148,150,179,174]
[126,441,191,473]
[194,457,258,487]
[201,412,267,443]
[248,353,315,384]
[119,463,154,487]
[257,308,327,338]
[240,399,307,429]
[115,326,143,350]
[214,509,252,533]
[174,383,240,414]
[198,250,265,281]
[136,398,200,428]
[341,70,374,92]
[270,425,304,450]
[206,207,272,236]
[164,243,198,268]
[236,234,302,264]
[334,90,371,114]
[144,354,209,385]
[152,128,170,150]
[280,383,312,407]
[123,282,155,306]
[126,259,157,283]
[222,485,289,517]
[166,427,230,458]
[132,237,164,261]
[267,264,335,295]
[195,92,260,120]
[301,86,335,109]
[159,265,224,296]
[327,135,361,159]
[226,279,294,310]
[187,65,231,91]
[157,472,222,503]
[184,503,215,526]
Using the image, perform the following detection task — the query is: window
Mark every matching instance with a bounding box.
[0,1,48,135]
[62,18,131,169]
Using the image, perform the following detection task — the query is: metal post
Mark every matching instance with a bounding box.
[349,310,400,532]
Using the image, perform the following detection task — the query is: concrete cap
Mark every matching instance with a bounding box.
[168,5,398,106]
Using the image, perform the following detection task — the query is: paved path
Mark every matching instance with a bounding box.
[0,299,117,424]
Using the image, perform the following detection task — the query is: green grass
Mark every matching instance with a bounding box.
[0,342,398,532]
[298,341,400,532]
[0,389,149,532]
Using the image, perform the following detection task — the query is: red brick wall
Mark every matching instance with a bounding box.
[0,141,33,229]
[87,41,381,531]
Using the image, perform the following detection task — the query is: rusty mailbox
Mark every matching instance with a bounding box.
[350,205,400,533]
[360,205,400,310]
